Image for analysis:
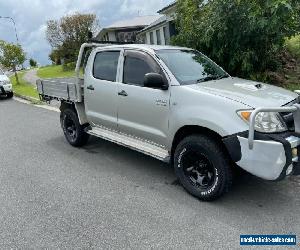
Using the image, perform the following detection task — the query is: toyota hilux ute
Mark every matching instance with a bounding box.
[37,43,300,201]
[0,68,13,98]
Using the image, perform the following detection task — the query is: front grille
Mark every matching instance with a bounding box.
[281,112,295,131]
[281,97,300,132]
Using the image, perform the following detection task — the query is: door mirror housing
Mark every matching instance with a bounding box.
[143,73,168,90]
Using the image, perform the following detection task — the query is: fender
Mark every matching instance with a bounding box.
[167,86,250,150]
[60,102,89,125]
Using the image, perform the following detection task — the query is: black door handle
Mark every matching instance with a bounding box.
[118,90,128,97]
[87,85,94,90]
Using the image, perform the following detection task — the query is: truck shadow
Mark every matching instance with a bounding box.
[84,137,300,200]
[48,135,300,219]
[0,96,12,101]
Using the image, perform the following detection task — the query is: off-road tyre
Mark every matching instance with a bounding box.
[60,109,89,147]
[6,92,13,98]
[174,135,233,201]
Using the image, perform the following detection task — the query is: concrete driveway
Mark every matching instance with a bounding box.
[0,98,299,249]
[23,69,39,85]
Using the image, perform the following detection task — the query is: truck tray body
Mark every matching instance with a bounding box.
[36,77,83,102]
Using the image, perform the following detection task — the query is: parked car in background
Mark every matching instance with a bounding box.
[0,68,13,98]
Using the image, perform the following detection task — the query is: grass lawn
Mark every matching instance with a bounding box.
[37,65,75,79]
[10,72,39,100]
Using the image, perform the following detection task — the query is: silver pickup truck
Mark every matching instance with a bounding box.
[37,43,300,201]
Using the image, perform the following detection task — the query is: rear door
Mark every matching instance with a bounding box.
[85,50,121,129]
[117,50,170,146]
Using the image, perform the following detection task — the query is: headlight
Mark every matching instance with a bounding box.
[237,110,287,133]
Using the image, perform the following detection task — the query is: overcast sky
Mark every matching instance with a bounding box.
[0,0,171,66]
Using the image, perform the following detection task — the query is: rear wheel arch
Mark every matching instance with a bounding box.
[60,101,75,113]
[60,101,88,125]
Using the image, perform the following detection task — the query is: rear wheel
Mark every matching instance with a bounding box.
[174,135,232,201]
[61,109,89,147]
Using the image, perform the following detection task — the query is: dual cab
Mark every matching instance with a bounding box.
[37,43,300,201]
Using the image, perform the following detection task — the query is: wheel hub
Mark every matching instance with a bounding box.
[182,151,215,188]
[65,117,77,140]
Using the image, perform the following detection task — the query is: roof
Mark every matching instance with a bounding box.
[92,44,190,53]
[157,1,177,14]
[106,15,162,29]
[138,15,168,34]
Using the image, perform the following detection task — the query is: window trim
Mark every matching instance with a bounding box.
[122,49,168,88]
[92,50,121,82]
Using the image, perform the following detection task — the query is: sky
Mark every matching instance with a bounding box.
[0,0,171,66]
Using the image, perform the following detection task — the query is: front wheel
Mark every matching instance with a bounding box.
[174,135,232,201]
[60,109,89,147]
[6,92,13,98]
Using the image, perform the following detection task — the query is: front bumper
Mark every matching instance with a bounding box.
[224,132,300,181]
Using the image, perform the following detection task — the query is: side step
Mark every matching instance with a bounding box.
[86,126,170,162]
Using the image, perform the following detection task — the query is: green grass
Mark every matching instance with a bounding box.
[283,35,300,91]
[10,72,39,100]
[286,83,300,91]
[37,65,75,79]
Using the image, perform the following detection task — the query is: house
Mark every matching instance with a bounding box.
[96,15,162,43]
[137,1,177,45]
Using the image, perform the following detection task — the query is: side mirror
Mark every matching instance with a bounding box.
[144,73,168,90]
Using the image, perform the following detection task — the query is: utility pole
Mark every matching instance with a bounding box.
[0,16,24,70]
[0,16,19,44]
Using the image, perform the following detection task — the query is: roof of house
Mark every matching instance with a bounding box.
[138,16,168,34]
[157,1,177,14]
[106,15,162,29]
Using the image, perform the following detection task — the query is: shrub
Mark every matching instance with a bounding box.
[285,35,300,59]
[173,0,300,78]
[62,61,76,71]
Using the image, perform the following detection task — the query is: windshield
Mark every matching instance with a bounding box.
[156,49,229,85]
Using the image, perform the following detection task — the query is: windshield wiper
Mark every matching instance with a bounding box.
[197,75,219,83]
[216,75,230,80]
[197,75,229,83]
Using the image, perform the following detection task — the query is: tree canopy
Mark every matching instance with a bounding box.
[173,0,300,78]
[29,58,37,67]
[0,40,26,84]
[46,13,99,65]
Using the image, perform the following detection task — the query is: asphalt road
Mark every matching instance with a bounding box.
[0,98,299,249]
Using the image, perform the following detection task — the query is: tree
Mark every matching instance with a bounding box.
[0,40,26,84]
[173,0,300,78]
[46,13,99,65]
[49,49,62,65]
[29,58,37,67]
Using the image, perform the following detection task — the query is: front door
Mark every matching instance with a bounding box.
[117,50,170,146]
[85,50,121,129]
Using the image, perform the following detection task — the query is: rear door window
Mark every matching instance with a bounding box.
[93,51,120,82]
